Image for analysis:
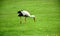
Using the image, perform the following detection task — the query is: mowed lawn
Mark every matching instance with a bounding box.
[0,0,60,36]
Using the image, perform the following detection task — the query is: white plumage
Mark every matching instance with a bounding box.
[21,10,30,16]
[21,10,35,18]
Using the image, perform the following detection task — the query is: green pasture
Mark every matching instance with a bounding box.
[0,0,60,36]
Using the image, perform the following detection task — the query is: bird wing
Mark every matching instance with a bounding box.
[21,10,30,16]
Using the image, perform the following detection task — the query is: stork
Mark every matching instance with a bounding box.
[18,10,35,24]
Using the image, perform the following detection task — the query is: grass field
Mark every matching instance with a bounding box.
[0,0,60,36]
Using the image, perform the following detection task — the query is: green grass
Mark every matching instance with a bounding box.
[0,0,60,36]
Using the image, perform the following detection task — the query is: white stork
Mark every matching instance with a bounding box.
[18,10,35,24]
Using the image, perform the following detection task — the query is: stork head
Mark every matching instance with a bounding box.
[30,15,35,22]
[18,11,21,13]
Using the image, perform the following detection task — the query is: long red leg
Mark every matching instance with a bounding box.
[34,17,35,22]
[25,17,26,24]
[20,17,22,24]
